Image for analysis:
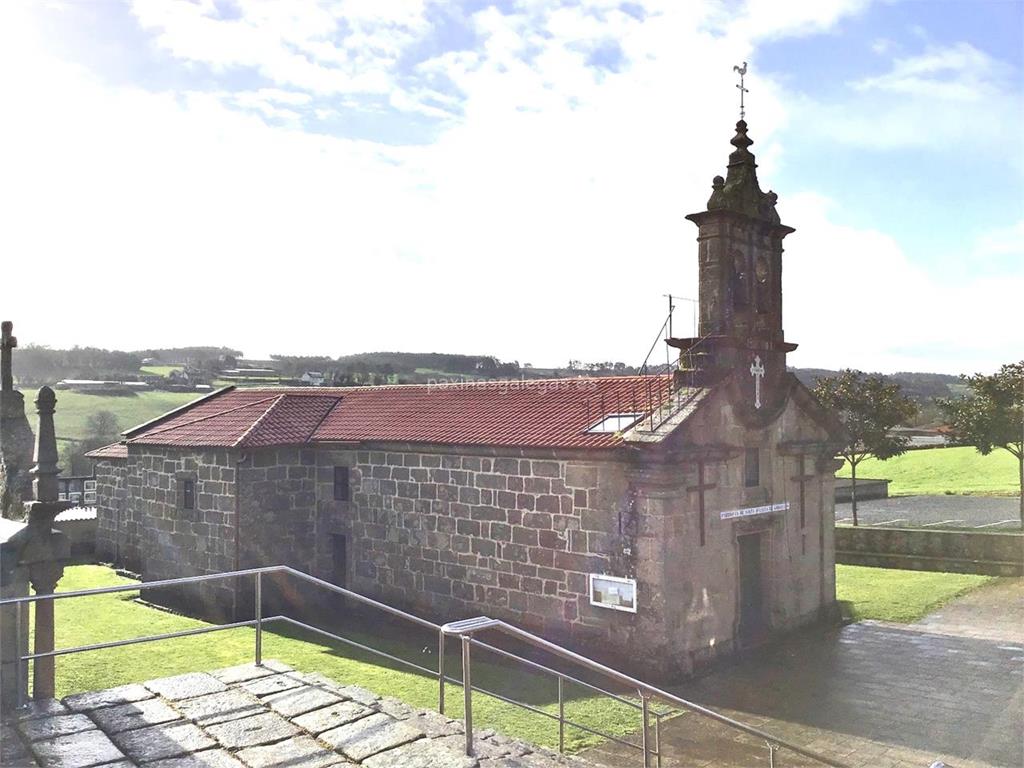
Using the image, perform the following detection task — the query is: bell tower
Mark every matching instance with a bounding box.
[669,120,797,423]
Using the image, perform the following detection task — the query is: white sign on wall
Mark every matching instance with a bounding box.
[589,574,637,613]
[720,501,790,520]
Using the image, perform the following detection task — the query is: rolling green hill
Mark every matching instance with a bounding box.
[21,388,198,444]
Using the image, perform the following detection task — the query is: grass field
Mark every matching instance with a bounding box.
[34,566,649,753]
[836,446,1020,497]
[21,388,199,443]
[835,564,996,622]
[140,365,184,377]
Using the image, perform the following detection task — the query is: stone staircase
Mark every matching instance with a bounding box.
[1,661,598,768]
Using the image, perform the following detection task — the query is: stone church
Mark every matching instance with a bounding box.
[89,119,846,680]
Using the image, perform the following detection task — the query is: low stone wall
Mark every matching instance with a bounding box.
[834,478,889,503]
[836,525,1023,576]
[54,512,97,565]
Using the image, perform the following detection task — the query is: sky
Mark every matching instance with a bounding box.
[0,0,1021,375]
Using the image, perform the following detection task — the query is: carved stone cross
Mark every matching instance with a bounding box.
[1,320,16,393]
[686,460,716,546]
[749,355,765,409]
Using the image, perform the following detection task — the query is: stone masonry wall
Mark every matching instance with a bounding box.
[341,449,647,659]
[95,459,130,567]
[128,448,238,619]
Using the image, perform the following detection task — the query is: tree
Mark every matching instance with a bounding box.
[814,370,918,526]
[61,410,122,477]
[939,361,1023,524]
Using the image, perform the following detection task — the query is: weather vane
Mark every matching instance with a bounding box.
[733,61,748,120]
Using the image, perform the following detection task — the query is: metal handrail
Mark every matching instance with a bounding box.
[2,565,847,767]
[443,616,852,768]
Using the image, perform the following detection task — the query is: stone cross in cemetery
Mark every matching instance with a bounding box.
[1,320,16,393]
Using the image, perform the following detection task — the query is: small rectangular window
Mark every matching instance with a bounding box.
[744,448,760,488]
[333,466,350,501]
[181,479,195,510]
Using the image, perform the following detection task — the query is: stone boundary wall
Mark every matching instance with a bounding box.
[833,478,889,503]
[836,525,1023,576]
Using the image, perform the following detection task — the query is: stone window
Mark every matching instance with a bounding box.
[180,479,195,510]
[333,466,350,501]
[743,448,760,488]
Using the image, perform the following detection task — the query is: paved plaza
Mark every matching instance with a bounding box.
[835,495,1022,529]
[1,662,593,768]
[584,579,1024,768]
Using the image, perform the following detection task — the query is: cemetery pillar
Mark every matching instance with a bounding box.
[19,387,70,701]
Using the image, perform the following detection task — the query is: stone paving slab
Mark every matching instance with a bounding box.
[16,713,95,742]
[5,660,601,768]
[148,750,246,768]
[292,700,374,735]
[112,721,216,762]
[263,685,344,718]
[63,683,153,712]
[319,710,424,761]
[31,728,126,768]
[16,699,70,721]
[89,697,182,733]
[204,711,301,750]
[362,737,477,768]
[174,690,264,727]
[237,671,307,698]
[236,735,351,767]
[144,673,228,701]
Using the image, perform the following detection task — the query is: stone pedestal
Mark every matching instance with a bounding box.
[0,569,30,715]
[0,389,35,520]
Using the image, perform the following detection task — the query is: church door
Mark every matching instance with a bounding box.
[737,533,766,643]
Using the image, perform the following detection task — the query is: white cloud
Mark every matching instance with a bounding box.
[0,0,1017,375]
[785,193,1024,373]
[801,41,1023,153]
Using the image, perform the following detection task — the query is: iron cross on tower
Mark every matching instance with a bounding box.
[749,355,765,409]
[733,61,748,120]
[1,320,16,393]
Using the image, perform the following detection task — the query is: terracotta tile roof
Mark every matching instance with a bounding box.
[85,442,129,460]
[123,376,679,451]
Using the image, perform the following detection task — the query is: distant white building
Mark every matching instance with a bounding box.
[300,371,325,386]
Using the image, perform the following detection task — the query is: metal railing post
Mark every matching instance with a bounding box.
[15,604,24,709]
[461,635,473,756]
[654,711,662,768]
[558,676,565,753]
[254,572,262,666]
[766,740,777,768]
[438,630,446,715]
[640,692,651,768]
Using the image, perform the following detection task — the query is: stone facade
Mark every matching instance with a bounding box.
[94,395,839,679]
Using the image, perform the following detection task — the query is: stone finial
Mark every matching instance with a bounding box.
[30,387,60,503]
[704,120,781,225]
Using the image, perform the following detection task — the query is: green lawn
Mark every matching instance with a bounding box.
[21,389,198,443]
[36,566,649,753]
[836,446,1020,497]
[835,564,996,622]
